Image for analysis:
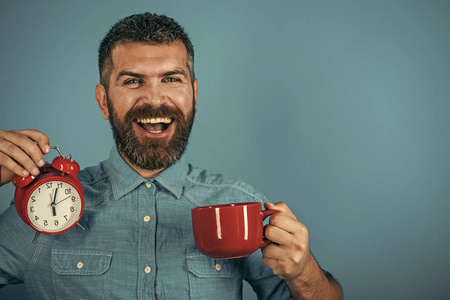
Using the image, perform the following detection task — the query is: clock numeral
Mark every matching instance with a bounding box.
[31,196,36,202]
[46,182,52,189]
[64,215,68,221]
[44,220,48,226]
[57,183,63,188]
[54,220,59,226]
[65,188,71,195]
[35,216,39,221]
[70,206,74,212]
[30,206,34,212]
[72,196,76,202]
[38,188,41,194]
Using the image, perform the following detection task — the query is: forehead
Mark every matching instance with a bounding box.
[110,41,189,75]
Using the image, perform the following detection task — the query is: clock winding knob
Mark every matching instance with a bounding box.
[51,156,80,175]
[12,174,35,188]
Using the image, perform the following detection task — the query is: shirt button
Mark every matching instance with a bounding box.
[146,183,152,188]
[144,266,151,273]
[143,216,151,222]
[77,262,83,269]
[215,263,222,271]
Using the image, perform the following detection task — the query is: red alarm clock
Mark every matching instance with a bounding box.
[12,146,84,235]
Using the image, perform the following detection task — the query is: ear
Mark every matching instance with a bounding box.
[193,79,198,115]
[95,84,110,120]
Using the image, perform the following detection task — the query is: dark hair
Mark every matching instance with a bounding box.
[98,13,195,90]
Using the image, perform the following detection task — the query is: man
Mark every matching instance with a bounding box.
[0,13,342,299]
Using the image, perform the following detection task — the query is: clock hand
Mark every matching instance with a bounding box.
[55,195,72,205]
[49,193,54,211]
[52,188,58,216]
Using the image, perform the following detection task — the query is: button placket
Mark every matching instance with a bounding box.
[143,183,152,224]
[138,181,156,297]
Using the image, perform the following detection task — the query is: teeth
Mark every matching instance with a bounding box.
[137,117,172,124]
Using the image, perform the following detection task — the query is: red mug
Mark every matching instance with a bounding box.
[191,202,278,259]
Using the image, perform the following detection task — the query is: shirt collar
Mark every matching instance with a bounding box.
[153,156,188,199]
[107,146,188,200]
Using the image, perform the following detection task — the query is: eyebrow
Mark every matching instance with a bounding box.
[116,69,188,81]
[163,69,188,77]
[116,71,145,81]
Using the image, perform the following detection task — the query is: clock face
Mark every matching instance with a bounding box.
[27,180,82,233]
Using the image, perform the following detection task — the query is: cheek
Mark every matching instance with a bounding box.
[168,89,195,112]
[108,93,135,116]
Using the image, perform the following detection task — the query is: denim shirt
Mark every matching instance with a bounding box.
[0,147,292,299]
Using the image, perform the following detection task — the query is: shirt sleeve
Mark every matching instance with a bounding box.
[242,250,293,300]
[0,203,37,286]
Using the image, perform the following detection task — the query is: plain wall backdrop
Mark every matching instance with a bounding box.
[1,1,450,299]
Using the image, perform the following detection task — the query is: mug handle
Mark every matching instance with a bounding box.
[260,209,279,248]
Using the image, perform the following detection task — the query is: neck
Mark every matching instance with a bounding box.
[118,150,165,178]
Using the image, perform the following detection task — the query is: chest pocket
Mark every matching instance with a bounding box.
[186,251,243,300]
[51,249,112,300]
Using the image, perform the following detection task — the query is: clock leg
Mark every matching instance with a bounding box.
[32,231,40,244]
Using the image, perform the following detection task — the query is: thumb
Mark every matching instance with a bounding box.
[264,201,297,220]
[264,202,276,210]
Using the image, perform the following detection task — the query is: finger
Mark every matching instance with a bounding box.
[0,139,42,176]
[0,152,31,178]
[0,141,40,176]
[2,131,47,168]
[264,202,297,220]
[264,223,294,246]
[262,255,293,278]
[262,255,279,270]
[11,129,50,154]
[261,242,285,260]
[269,213,306,235]
[262,251,305,280]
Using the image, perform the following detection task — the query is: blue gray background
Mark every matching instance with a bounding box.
[1,1,450,299]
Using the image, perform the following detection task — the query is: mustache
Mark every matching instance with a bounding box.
[125,104,185,122]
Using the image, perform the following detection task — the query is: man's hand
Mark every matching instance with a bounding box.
[0,129,50,186]
[262,202,311,280]
[262,202,343,300]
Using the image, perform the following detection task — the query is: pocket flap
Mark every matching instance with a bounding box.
[186,251,237,278]
[51,249,112,276]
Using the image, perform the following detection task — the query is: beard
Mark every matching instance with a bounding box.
[107,97,195,171]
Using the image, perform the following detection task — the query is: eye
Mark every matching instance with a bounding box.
[163,77,180,83]
[125,78,140,84]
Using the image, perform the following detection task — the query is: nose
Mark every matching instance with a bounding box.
[140,82,166,106]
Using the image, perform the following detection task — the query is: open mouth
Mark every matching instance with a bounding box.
[136,117,174,134]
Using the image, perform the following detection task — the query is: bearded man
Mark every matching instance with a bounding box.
[0,13,342,299]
